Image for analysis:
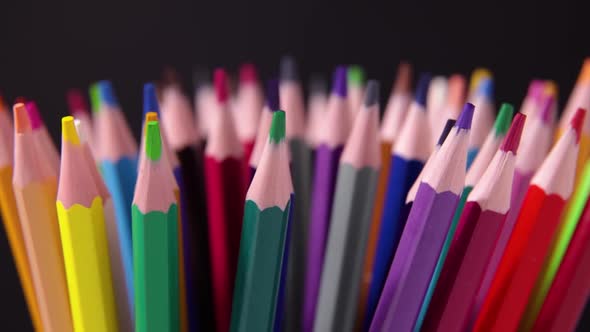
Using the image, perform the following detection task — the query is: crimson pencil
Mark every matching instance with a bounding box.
[205,68,246,332]
[532,195,590,332]
[434,114,525,332]
[474,108,585,332]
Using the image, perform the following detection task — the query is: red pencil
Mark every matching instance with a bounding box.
[204,68,246,332]
[234,63,263,164]
[531,190,590,332]
[434,114,525,332]
[474,108,585,332]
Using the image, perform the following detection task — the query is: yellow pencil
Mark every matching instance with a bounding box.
[57,116,119,331]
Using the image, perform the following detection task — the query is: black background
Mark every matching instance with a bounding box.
[1,0,590,330]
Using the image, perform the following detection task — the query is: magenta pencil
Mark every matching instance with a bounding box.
[476,96,554,312]
[303,66,350,332]
[369,103,474,332]
[434,114,525,332]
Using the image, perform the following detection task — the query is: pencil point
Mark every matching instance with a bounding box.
[239,63,258,84]
[540,95,555,124]
[146,111,158,123]
[62,116,81,145]
[394,62,412,94]
[269,110,286,143]
[476,78,494,99]
[310,75,327,94]
[13,103,30,134]
[571,108,586,144]
[363,80,380,107]
[24,102,43,130]
[280,56,299,82]
[332,66,348,98]
[266,79,280,111]
[501,113,526,153]
[457,103,475,130]
[348,65,365,87]
[544,80,558,98]
[579,58,590,84]
[145,121,162,161]
[89,83,101,114]
[143,83,160,118]
[213,68,229,103]
[469,68,492,93]
[527,80,545,101]
[98,80,119,107]
[66,89,88,115]
[447,74,466,107]
[415,73,431,107]
[438,119,456,146]
[494,103,514,136]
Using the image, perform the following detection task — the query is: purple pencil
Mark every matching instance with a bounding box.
[369,103,474,332]
[303,66,350,332]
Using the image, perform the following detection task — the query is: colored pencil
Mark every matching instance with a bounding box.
[409,118,458,332]
[303,65,350,332]
[279,56,314,332]
[24,101,60,177]
[440,74,466,122]
[234,63,263,164]
[250,79,280,177]
[205,68,247,332]
[358,62,412,328]
[474,108,585,332]
[193,66,216,141]
[230,110,293,332]
[364,73,432,329]
[133,120,180,332]
[12,103,73,332]
[427,76,448,145]
[370,103,474,332]
[433,114,525,332]
[468,68,492,99]
[57,116,119,332]
[519,80,545,117]
[348,65,366,118]
[532,196,590,332]
[305,75,328,153]
[314,81,381,332]
[161,83,215,332]
[94,80,137,318]
[466,77,495,168]
[67,88,95,157]
[0,98,41,330]
[476,94,555,314]
[420,103,513,330]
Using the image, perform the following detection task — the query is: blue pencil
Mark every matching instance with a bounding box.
[466,78,495,168]
[364,74,433,330]
[94,80,138,320]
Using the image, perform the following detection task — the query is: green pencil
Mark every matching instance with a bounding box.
[132,121,180,332]
[230,110,293,332]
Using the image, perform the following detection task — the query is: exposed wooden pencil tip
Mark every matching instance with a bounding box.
[146,111,158,123]
[145,121,162,161]
[269,110,286,143]
[494,103,514,136]
[13,103,30,134]
[501,113,526,153]
[571,108,586,144]
[62,116,81,145]
[213,68,229,103]
[25,101,44,130]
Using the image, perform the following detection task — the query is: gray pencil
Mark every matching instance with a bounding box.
[313,81,381,332]
[280,56,313,332]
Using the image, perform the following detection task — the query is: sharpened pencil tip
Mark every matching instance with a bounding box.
[266,79,280,111]
[98,80,119,107]
[143,83,160,118]
[579,58,590,84]
[239,63,258,84]
[13,103,30,134]
[457,103,475,130]
[438,119,456,146]
[146,111,158,123]
[62,116,81,145]
[394,62,412,94]
[363,80,379,107]
[501,113,526,153]
[571,108,586,144]
[89,83,101,114]
[476,78,494,99]
[415,73,431,107]
[269,110,286,143]
[66,89,88,115]
[310,75,327,95]
[332,66,348,98]
[348,65,365,87]
[213,68,229,103]
[494,103,514,136]
[527,80,545,101]
[24,102,43,130]
[544,80,558,98]
[146,121,162,161]
[280,56,299,82]
[540,95,555,124]
[447,74,466,108]
[469,68,492,92]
